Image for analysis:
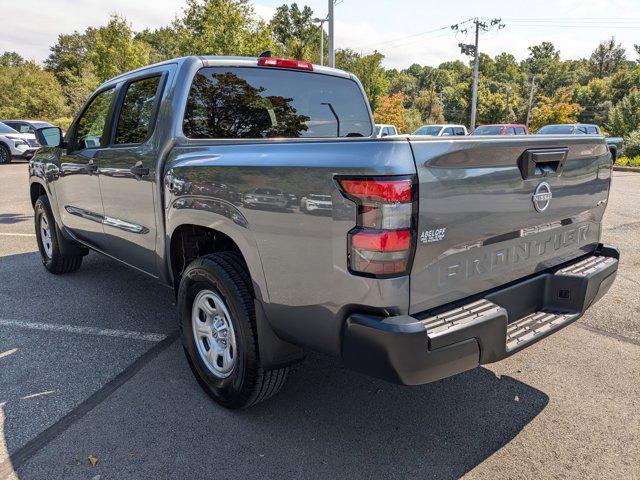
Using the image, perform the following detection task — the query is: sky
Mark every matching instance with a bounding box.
[2,0,640,69]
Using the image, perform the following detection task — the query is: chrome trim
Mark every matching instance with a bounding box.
[65,205,149,234]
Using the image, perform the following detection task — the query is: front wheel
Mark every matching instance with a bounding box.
[34,195,83,274]
[178,252,289,409]
[0,144,11,164]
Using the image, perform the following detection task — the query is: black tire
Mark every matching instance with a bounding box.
[34,195,83,274]
[0,144,11,164]
[178,252,288,409]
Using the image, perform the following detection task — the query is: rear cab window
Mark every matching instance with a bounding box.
[183,67,373,139]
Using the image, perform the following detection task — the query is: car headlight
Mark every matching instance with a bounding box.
[6,135,28,147]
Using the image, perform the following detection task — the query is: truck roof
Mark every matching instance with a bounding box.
[101,55,353,88]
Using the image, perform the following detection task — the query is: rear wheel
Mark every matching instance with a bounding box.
[0,144,11,164]
[178,252,288,409]
[34,195,83,274]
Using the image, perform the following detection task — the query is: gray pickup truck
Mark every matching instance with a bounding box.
[30,56,619,409]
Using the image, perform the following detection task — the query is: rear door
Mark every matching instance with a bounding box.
[408,136,611,314]
[97,69,169,275]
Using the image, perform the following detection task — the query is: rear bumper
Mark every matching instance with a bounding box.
[342,244,619,385]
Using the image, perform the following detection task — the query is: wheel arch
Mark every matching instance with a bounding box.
[167,221,269,303]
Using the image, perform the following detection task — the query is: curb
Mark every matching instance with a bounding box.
[613,165,640,173]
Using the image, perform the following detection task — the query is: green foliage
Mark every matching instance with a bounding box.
[173,0,275,57]
[0,51,25,67]
[622,129,640,158]
[90,15,151,81]
[0,62,69,120]
[607,90,640,137]
[616,156,640,167]
[337,50,388,111]
[589,37,627,79]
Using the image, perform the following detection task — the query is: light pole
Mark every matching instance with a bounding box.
[328,0,335,67]
[313,17,327,66]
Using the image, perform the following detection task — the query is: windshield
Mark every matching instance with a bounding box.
[183,67,373,139]
[413,126,442,136]
[471,125,504,135]
[536,125,575,134]
[0,122,18,134]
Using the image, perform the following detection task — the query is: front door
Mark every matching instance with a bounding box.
[56,86,116,251]
[97,73,165,275]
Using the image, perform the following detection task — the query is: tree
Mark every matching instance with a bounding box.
[45,30,96,80]
[374,93,407,133]
[90,15,151,82]
[636,45,640,63]
[173,0,275,57]
[589,37,627,79]
[607,89,640,137]
[413,89,444,124]
[526,42,560,75]
[529,88,583,132]
[270,2,319,61]
[135,27,183,63]
[336,49,388,111]
[0,62,69,120]
[0,51,25,67]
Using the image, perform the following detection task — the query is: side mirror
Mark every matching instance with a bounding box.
[35,127,64,148]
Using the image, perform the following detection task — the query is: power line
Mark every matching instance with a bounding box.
[352,26,450,51]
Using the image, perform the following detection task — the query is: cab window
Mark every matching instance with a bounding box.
[515,127,526,135]
[442,127,454,136]
[75,87,115,149]
[505,127,515,135]
[114,76,162,145]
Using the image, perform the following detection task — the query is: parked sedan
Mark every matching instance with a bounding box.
[0,122,38,163]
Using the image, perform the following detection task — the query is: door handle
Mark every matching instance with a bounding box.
[130,164,150,176]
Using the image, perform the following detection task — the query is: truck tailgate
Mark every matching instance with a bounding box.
[408,136,612,315]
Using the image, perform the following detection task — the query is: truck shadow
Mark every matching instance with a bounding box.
[0,251,549,479]
[0,213,30,225]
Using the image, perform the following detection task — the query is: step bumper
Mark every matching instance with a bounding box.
[342,244,619,385]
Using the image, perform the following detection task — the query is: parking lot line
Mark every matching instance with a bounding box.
[0,331,179,477]
[0,318,167,342]
[0,232,36,237]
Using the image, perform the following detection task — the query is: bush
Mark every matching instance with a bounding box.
[623,129,640,158]
[616,156,640,167]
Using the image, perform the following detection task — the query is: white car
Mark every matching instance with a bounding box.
[0,122,38,164]
[374,124,399,137]
[412,124,467,137]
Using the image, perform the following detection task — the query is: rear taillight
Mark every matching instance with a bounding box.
[258,57,314,71]
[339,176,416,277]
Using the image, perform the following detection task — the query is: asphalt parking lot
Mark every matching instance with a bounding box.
[0,161,638,479]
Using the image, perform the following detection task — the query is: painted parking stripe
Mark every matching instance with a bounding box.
[0,232,36,237]
[0,318,167,342]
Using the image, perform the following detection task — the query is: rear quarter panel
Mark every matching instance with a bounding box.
[164,139,416,355]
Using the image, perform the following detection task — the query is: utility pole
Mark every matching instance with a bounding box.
[313,17,327,66]
[469,19,481,131]
[525,74,536,128]
[453,18,504,131]
[328,0,335,67]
